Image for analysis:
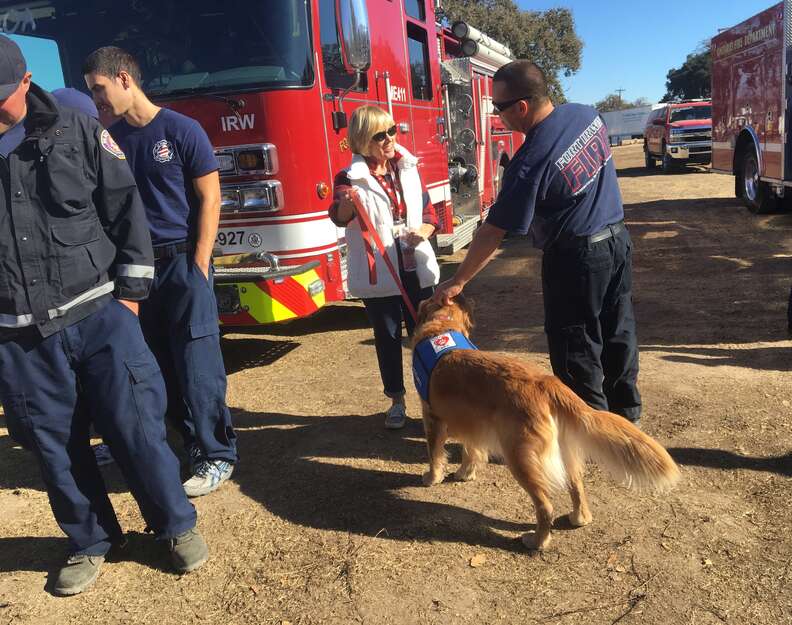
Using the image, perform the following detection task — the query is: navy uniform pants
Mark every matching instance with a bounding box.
[0,299,196,556]
[139,252,237,463]
[541,226,642,423]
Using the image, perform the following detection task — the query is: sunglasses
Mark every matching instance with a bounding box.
[371,125,397,142]
[492,97,528,114]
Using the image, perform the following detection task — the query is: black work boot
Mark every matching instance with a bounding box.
[169,528,208,573]
[53,554,104,596]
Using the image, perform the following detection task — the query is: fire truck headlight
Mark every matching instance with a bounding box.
[220,188,241,212]
[215,152,237,175]
[241,181,284,212]
[236,144,279,175]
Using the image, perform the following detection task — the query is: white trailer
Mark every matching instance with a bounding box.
[599,105,662,145]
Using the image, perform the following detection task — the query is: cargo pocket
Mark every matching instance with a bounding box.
[2,393,34,450]
[51,219,102,298]
[189,322,218,340]
[124,350,166,443]
[547,324,597,384]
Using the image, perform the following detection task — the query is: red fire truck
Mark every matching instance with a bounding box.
[711,2,789,213]
[2,0,522,326]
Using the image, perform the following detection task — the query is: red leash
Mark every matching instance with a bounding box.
[349,191,418,322]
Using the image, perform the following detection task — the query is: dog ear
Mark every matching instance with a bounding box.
[455,294,475,334]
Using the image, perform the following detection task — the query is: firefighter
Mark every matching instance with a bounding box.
[0,35,208,596]
[82,47,237,497]
[432,60,642,426]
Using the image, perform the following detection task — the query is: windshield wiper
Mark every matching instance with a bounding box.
[149,87,244,110]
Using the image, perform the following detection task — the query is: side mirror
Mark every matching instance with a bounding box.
[337,0,371,73]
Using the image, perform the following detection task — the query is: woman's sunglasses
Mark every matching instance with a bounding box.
[372,125,397,142]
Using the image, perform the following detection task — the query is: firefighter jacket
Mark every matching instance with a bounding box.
[0,83,154,338]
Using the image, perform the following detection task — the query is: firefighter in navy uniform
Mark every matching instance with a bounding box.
[433,60,642,426]
[83,47,237,498]
[0,36,208,596]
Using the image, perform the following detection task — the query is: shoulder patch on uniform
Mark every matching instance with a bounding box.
[100,130,126,160]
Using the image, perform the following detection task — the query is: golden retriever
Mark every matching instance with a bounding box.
[413,296,680,550]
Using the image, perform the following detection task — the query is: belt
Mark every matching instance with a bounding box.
[153,241,192,261]
[553,221,625,251]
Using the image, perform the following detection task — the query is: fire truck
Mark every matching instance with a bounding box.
[711,2,791,213]
[1,0,523,326]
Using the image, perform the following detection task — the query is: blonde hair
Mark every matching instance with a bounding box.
[348,105,395,156]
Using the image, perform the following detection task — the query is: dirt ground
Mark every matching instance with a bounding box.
[1,143,791,625]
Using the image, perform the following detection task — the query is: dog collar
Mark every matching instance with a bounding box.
[412,331,477,403]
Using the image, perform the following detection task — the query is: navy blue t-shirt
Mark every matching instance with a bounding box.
[110,108,218,246]
[486,103,624,250]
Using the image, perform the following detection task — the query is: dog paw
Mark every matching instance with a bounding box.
[520,531,552,551]
[568,510,592,527]
[422,470,444,486]
[453,466,477,482]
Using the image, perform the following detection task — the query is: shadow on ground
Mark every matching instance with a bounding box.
[669,447,792,477]
[642,345,792,372]
[229,408,587,553]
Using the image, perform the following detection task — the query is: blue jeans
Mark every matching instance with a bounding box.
[139,253,237,463]
[363,283,434,398]
[0,299,197,555]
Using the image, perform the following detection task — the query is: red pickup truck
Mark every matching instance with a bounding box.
[644,100,712,173]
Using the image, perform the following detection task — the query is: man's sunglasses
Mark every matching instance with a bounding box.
[372,125,397,142]
[492,97,528,113]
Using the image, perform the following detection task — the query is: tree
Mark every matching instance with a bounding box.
[661,44,711,101]
[437,0,582,102]
[594,94,652,113]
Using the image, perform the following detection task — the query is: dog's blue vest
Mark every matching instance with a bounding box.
[412,331,477,402]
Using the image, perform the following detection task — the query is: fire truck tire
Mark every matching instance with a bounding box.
[644,144,656,170]
[738,148,776,214]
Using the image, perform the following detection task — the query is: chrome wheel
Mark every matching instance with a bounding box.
[743,153,759,202]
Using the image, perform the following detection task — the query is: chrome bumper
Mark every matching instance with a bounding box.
[666,141,711,160]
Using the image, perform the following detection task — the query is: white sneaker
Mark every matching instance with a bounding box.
[183,460,234,498]
[384,403,407,429]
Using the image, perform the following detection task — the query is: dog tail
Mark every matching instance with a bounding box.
[545,377,680,491]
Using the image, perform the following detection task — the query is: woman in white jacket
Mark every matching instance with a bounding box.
[329,106,440,429]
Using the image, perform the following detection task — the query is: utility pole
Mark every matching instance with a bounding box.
[615,88,625,106]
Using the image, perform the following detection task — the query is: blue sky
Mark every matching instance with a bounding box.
[519,0,778,105]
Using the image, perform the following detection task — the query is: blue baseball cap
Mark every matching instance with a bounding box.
[52,87,99,120]
[0,35,26,100]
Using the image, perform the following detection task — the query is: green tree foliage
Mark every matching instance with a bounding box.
[661,45,711,102]
[438,0,582,102]
[594,94,652,113]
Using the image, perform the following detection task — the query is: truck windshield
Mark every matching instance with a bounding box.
[0,0,313,97]
[669,106,711,123]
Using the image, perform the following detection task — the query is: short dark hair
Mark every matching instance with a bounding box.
[493,60,549,104]
[82,46,142,86]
